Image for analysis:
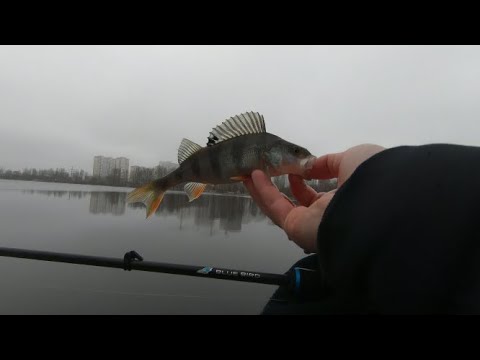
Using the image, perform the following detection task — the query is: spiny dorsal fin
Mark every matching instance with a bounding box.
[184,182,207,201]
[178,138,202,164]
[207,111,266,146]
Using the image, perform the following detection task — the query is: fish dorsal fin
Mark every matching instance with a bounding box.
[207,111,266,146]
[178,138,202,164]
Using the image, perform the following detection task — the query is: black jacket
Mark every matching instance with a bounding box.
[265,144,480,314]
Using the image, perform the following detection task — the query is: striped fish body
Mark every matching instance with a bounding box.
[177,133,281,185]
[128,112,315,218]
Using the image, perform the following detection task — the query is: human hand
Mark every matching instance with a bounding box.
[243,144,385,253]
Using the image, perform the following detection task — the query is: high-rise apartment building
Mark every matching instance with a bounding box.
[114,157,129,181]
[93,156,113,178]
[93,156,129,181]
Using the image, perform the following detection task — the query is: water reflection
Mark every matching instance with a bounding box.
[90,192,126,215]
[1,181,302,315]
[21,189,89,199]
[129,192,266,233]
[21,189,267,233]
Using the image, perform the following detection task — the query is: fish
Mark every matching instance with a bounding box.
[127,111,316,218]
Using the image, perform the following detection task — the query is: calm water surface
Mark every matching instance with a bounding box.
[0,179,305,314]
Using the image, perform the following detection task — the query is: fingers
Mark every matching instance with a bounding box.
[282,205,323,253]
[245,170,295,227]
[243,176,262,205]
[283,191,337,253]
[288,174,323,207]
[304,152,345,180]
[244,170,338,254]
[281,192,296,207]
[244,173,277,216]
[304,145,385,189]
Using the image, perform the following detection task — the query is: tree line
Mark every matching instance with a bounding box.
[0,167,87,184]
[0,165,337,194]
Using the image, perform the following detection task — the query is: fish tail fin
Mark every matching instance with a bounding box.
[127,182,165,219]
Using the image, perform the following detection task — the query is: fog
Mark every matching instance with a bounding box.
[1,45,479,172]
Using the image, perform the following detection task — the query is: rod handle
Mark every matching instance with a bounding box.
[288,267,324,299]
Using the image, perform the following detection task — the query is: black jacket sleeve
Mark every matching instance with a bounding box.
[316,144,480,314]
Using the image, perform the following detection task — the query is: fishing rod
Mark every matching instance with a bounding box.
[0,246,321,297]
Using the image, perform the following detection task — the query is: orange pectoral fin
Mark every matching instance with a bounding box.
[184,182,207,202]
[230,176,249,181]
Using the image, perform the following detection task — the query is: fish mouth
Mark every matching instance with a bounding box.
[300,155,316,170]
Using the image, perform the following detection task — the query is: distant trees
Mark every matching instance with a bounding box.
[307,178,338,192]
[209,175,337,196]
[71,169,85,183]
[129,163,183,189]
[107,168,126,186]
[210,182,248,194]
[273,175,337,197]
[0,167,89,184]
[0,165,338,195]
[129,167,155,187]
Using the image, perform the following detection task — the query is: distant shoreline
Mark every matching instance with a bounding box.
[0,178,252,198]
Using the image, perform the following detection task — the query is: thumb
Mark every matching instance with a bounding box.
[304,152,345,180]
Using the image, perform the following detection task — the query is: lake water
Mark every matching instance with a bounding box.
[0,179,305,314]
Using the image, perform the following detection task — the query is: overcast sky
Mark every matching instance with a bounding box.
[1,45,479,172]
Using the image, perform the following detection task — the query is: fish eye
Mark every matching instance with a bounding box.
[294,147,300,154]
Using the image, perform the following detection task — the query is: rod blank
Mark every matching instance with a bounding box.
[0,247,288,286]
